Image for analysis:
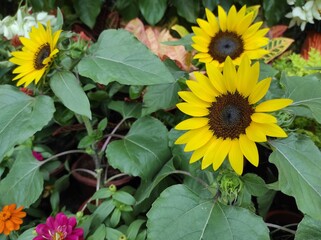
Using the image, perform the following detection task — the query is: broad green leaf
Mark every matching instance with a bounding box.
[0,85,55,161]
[106,116,171,180]
[135,159,176,205]
[242,173,269,197]
[50,71,91,119]
[142,60,184,115]
[0,149,43,207]
[295,215,321,240]
[73,0,103,28]
[142,83,180,115]
[262,38,294,63]
[78,29,175,86]
[282,73,321,123]
[108,101,142,119]
[202,0,219,11]
[147,185,270,240]
[269,134,321,220]
[171,0,200,23]
[138,0,167,25]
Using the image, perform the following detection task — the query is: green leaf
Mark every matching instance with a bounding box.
[242,173,269,197]
[0,85,55,162]
[106,227,124,240]
[110,208,121,227]
[135,159,176,205]
[138,0,167,25]
[263,0,289,26]
[147,185,270,240]
[91,188,112,200]
[113,191,136,205]
[106,116,171,180]
[108,101,141,119]
[17,228,36,240]
[127,219,146,240]
[282,73,321,123]
[88,224,106,240]
[0,149,43,207]
[295,215,321,240]
[142,60,185,115]
[171,0,200,23]
[269,134,321,220]
[78,29,175,86]
[50,71,91,119]
[73,0,103,28]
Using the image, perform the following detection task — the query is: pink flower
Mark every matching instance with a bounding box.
[32,151,43,161]
[33,212,84,240]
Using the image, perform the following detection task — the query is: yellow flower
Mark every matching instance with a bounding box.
[0,204,26,235]
[9,22,61,87]
[175,56,292,175]
[192,5,269,68]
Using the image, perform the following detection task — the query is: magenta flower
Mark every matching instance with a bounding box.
[34,212,84,240]
[32,151,44,161]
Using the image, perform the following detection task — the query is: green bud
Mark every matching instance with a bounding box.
[109,184,117,192]
[217,169,243,204]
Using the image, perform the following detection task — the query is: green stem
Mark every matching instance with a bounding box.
[170,170,209,188]
[100,118,126,154]
[40,150,88,166]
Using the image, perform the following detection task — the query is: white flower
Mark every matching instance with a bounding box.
[287,0,296,5]
[0,6,57,39]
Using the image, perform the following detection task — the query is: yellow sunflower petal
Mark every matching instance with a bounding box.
[196,18,215,37]
[226,5,238,31]
[178,91,210,108]
[205,8,219,34]
[236,55,260,97]
[192,35,211,45]
[261,123,288,138]
[206,62,226,94]
[243,22,263,40]
[245,49,269,59]
[194,53,213,62]
[186,80,216,102]
[175,130,196,145]
[251,112,277,124]
[175,117,208,130]
[184,126,213,151]
[192,26,209,39]
[194,72,219,95]
[176,103,209,117]
[191,44,209,53]
[245,122,267,142]
[190,137,216,163]
[223,57,237,93]
[248,77,272,104]
[213,138,232,170]
[218,6,227,32]
[239,134,259,167]
[202,137,222,169]
[228,139,244,175]
[255,99,293,112]
[236,12,254,35]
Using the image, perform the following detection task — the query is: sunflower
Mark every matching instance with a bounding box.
[9,21,61,87]
[192,5,269,68]
[175,56,292,175]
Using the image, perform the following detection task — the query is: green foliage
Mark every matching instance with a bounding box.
[295,215,321,239]
[273,48,321,76]
[106,116,171,180]
[78,29,175,86]
[138,0,167,25]
[0,85,55,161]
[147,185,270,240]
[72,0,104,28]
[269,134,321,220]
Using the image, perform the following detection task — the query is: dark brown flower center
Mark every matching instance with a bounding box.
[34,43,51,70]
[209,31,244,63]
[208,91,254,139]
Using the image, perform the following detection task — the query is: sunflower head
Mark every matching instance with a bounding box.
[175,56,292,175]
[9,21,62,87]
[192,5,269,68]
